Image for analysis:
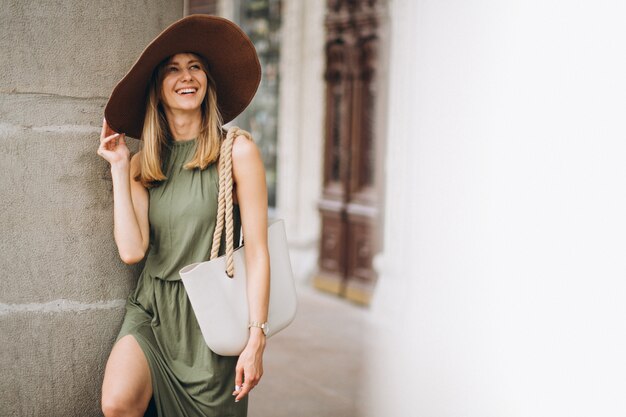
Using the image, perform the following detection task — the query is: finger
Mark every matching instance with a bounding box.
[235,372,259,402]
[97,147,115,160]
[232,366,244,398]
[100,118,107,140]
[101,118,121,140]
[101,132,120,146]
[235,382,253,402]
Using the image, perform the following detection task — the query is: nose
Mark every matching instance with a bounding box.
[180,68,192,81]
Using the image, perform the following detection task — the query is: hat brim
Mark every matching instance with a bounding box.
[104,15,261,139]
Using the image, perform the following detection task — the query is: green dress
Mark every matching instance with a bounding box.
[115,137,247,417]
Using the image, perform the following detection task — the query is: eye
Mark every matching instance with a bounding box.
[190,64,201,70]
[166,66,178,72]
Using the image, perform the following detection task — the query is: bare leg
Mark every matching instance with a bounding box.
[102,335,153,417]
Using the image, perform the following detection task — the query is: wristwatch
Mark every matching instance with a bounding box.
[248,321,269,336]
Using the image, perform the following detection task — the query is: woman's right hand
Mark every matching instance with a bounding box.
[97,118,129,167]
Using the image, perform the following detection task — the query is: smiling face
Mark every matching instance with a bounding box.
[159,53,208,114]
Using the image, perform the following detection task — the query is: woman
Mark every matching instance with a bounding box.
[96,15,269,417]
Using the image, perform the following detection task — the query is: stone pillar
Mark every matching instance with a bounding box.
[0,2,182,415]
[275,0,326,284]
[217,0,237,21]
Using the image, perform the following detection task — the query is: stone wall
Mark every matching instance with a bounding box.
[0,1,182,415]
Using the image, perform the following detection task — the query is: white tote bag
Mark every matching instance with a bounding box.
[179,127,298,356]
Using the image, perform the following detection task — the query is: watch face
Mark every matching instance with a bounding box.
[264,323,270,336]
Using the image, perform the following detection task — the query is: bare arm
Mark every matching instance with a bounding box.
[110,153,149,264]
[97,118,149,264]
[229,134,270,402]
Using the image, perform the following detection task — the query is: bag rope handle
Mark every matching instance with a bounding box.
[209,126,253,278]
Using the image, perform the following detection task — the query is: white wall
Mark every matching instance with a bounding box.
[366,1,626,416]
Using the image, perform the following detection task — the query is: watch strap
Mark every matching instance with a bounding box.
[248,321,268,334]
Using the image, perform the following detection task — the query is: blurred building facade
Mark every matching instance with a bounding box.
[189,0,327,292]
[197,0,388,305]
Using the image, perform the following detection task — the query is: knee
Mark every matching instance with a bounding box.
[101,395,124,417]
[101,393,142,417]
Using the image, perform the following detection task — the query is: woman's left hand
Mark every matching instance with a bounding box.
[232,331,266,402]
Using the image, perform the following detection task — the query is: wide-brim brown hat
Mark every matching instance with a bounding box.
[104,14,261,139]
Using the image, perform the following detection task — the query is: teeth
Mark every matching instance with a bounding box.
[177,88,197,94]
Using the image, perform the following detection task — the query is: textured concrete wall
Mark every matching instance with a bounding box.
[0,1,182,415]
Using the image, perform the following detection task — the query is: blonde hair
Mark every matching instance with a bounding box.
[134,53,224,188]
